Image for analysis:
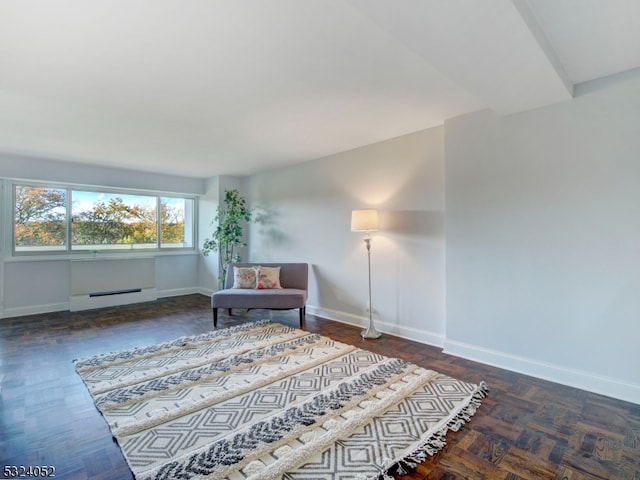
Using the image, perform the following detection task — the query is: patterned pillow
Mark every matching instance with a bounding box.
[255,266,282,289]
[232,266,256,289]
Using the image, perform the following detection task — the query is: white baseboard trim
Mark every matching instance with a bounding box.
[444,339,640,405]
[197,287,215,297]
[3,301,70,319]
[157,287,201,298]
[306,305,444,348]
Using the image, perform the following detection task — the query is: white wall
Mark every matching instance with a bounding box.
[444,72,640,404]
[4,260,70,315]
[246,128,446,346]
[197,175,250,294]
[0,153,205,194]
[198,176,220,294]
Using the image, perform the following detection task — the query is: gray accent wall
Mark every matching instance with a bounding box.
[246,128,446,346]
[444,73,640,403]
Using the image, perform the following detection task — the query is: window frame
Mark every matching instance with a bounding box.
[11,181,197,257]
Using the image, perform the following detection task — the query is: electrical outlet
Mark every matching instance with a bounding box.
[365,302,377,314]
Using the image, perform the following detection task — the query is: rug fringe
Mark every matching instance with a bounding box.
[380,381,489,480]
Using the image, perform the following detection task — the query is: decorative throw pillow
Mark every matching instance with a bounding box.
[232,266,256,289]
[255,266,282,289]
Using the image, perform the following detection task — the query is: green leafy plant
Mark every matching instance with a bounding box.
[202,189,252,285]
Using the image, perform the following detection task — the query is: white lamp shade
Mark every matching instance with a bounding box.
[351,209,379,232]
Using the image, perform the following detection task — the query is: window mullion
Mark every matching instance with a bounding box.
[67,188,72,252]
[156,196,161,249]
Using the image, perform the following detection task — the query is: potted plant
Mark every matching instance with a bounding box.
[202,189,252,286]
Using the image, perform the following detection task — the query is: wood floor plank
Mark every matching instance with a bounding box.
[1,294,638,479]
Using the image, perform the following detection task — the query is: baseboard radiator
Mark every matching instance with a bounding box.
[70,257,157,311]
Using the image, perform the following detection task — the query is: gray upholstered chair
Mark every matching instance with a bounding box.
[211,263,308,328]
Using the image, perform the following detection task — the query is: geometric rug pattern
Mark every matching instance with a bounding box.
[75,320,488,480]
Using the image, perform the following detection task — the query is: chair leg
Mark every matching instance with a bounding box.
[299,307,305,329]
[213,308,218,328]
[228,308,232,316]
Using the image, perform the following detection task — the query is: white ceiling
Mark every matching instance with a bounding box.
[0,0,638,179]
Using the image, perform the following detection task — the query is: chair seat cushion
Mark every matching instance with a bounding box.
[211,288,307,310]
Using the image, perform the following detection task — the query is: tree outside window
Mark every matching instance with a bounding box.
[71,192,157,249]
[14,186,67,251]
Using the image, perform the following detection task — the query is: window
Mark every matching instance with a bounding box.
[14,186,67,252]
[160,197,194,249]
[13,184,195,254]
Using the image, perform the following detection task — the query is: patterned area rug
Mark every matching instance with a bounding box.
[74,320,488,480]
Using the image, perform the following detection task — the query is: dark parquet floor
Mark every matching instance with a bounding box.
[1,294,638,479]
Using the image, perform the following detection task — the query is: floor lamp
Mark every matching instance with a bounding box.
[351,209,381,339]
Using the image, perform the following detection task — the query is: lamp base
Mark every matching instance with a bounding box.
[361,325,382,339]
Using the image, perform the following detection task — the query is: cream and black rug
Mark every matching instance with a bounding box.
[74,320,488,480]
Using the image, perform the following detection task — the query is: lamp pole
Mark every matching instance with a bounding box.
[361,233,381,339]
[351,209,381,339]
